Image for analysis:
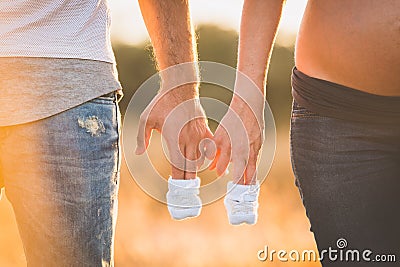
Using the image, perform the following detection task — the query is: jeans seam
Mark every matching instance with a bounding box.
[289,115,299,188]
[290,108,307,212]
[115,101,121,174]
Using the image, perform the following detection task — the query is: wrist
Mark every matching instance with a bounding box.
[230,95,265,128]
[159,83,199,102]
[159,61,200,95]
[233,71,265,115]
[231,92,264,115]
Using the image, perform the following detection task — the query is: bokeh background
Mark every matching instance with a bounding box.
[0,0,322,266]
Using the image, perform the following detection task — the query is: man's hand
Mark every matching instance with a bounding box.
[138,0,210,179]
[210,94,265,185]
[136,85,213,179]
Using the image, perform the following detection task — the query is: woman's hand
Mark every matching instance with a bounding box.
[210,95,265,185]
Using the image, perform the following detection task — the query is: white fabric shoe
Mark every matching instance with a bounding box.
[224,181,260,225]
[166,177,202,220]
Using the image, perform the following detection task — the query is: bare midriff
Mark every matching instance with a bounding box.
[295,0,400,96]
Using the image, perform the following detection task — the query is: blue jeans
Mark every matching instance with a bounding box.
[1,93,121,266]
[290,101,400,266]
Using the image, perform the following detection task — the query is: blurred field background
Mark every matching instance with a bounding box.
[0,25,320,267]
[0,0,322,266]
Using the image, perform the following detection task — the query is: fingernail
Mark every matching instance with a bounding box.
[135,147,143,155]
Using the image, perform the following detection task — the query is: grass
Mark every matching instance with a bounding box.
[0,129,321,267]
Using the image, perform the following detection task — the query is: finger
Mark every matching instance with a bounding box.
[136,117,153,155]
[170,142,186,179]
[198,128,214,161]
[196,144,206,169]
[245,157,257,185]
[196,153,205,170]
[184,145,198,179]
[203,128,216,160]
[208,128,224,170]
[232,156,246,185]
[208,149,220,170]
[216,148,231,176]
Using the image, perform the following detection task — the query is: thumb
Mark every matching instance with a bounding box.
[136,117,153,155]
[203,127,216,160]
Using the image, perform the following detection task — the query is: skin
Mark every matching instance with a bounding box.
[137,0,282,184]
[136,0,213,179]
[213,0,399,184]
[138,0,399,184]
[296,0,400,96]
[211,0,285,184]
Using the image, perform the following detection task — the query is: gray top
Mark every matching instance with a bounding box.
[0,57,122,197]
[0,57,122,126]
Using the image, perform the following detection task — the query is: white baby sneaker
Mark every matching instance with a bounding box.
[224,181,260,225]
[166,177,202,220]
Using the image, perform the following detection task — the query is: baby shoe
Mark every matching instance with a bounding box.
[166,177,202,220]
[224,181,260,225]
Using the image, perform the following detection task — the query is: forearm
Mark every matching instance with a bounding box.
[236,0,285,95]
[138,0,198,99]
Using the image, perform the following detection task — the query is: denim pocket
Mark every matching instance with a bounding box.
[90,91,117,105]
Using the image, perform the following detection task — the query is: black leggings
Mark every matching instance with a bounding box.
[290,68,400,266]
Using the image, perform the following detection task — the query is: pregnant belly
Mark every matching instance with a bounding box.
[295,0,400,96]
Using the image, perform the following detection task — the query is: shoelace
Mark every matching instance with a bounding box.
[228,190,257,215]
[169,188,200,208]
[172,188,199,195]
[230,199,255,215]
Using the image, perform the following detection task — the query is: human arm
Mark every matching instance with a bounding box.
[211,0,285,184]
[136,0,212,179]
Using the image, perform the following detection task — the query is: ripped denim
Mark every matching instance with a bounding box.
[0,92,121,266]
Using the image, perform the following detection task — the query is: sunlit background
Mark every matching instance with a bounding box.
[109,0,307,46]
[0,0,322,266]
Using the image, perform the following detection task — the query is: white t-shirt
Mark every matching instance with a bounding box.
[0,0,115,63]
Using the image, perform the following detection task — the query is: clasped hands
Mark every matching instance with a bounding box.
[135,83,265,185]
